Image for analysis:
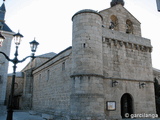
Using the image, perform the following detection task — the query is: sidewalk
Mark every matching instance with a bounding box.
[0,111,44,120]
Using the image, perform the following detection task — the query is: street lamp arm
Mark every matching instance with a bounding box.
[0,51,11,61]
[19,55,35,63]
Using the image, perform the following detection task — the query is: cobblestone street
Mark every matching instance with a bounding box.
[0,111,43,120]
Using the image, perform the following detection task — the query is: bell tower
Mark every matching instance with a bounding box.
[0,1,14,106]
[110,0,125,7]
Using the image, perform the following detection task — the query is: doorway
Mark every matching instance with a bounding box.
[13,96,20,110]
[121,93,133,118]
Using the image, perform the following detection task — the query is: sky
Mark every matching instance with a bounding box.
[2,0,160,73]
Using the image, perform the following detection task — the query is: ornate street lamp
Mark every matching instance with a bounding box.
[13,31,23,46]
[30,38,39,55]
[0,31,39,120]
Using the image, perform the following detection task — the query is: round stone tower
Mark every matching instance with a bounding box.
[71,9,105,119]
[72,9,103,75]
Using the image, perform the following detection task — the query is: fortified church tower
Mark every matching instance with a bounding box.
[0,1,14,106]
[71,0,156,119]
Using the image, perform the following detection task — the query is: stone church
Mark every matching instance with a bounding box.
[5,0,158,119]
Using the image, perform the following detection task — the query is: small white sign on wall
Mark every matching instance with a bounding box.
[106,101,116,111]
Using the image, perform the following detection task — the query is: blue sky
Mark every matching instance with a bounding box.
[2,0,160,73]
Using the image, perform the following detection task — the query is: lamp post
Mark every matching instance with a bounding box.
[0,31,39,120]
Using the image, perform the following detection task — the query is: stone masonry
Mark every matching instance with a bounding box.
[5,52,56,110]
[12,2,157,120]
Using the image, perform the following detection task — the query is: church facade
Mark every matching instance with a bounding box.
[31,2,156,119]
[6,0,157,119]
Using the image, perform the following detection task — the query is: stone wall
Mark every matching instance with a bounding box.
[103,79,156,119]
[20,53,56,110]
[102,28,156,119]
[21,69,33,110]
[70,75,105,119]
[102,29,153,80]
[6,73,24,109]
[32,47,72,114]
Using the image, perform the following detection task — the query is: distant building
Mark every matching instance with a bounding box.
[6,52,56,109]
[6,0,158,119]
[0,1,14,110]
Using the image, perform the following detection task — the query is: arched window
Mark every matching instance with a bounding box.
[39,74,41,81]
[109,15,118,30]
[62,61,65,71]
[47,70,50,81]
[0,75,2,84]
[126,19,133,34]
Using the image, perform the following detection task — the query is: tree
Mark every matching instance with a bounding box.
[154,78,160,116]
